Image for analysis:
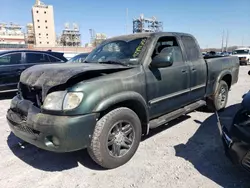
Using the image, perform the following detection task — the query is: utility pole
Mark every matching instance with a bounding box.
[225,30,229,52]
[221,30,224,52]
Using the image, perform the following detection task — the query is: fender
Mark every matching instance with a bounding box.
[94,91,148,113]
[212,70,232,96]
[93,91,149,134]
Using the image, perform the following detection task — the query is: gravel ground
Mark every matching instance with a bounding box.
[1,67,250,188]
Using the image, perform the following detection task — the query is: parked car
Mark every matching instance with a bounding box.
[68,53,90,63]
[7,32,239,169]
[232,48,250,65]
[203,51,224,59]
[0,50,67,92]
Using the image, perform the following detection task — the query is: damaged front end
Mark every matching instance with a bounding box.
[7,63,130,152]
[7,94,98,152]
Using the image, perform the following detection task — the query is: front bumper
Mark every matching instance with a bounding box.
[7,95,98,152]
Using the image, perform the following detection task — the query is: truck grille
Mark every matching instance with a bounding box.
[15,123,40,135]
[19,83,42,107]
[8,116,40,136]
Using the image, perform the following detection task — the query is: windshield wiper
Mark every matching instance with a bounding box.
[98,60,129,67]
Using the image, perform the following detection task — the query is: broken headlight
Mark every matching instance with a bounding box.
[63,92,84,110]
[43,91,84,111]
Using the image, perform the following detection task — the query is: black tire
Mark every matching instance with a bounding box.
[87,107,142,169]
[207,80,229,111]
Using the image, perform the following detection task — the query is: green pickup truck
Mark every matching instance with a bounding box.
[7,32,239,169]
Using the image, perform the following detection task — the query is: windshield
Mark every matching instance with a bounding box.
[85,38,147,66]
[68,53,89,63]
[232,49,249,55]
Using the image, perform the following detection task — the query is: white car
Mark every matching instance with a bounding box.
[232,48,250,65]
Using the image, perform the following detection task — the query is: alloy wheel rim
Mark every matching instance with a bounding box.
[218,86,227,107]
[107,121,135,158]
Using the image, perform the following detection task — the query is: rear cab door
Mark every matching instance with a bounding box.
[179,35,207,102]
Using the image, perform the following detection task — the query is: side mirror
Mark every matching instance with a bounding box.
[150,54,173,68]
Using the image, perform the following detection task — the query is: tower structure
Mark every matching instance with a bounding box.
[133,14,163,33]
[31,0,56,47]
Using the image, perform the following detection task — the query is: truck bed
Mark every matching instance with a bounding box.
[205,56,239,96]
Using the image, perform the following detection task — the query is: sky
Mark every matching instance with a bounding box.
[1,0,250,48]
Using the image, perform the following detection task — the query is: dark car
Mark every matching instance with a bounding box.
[7,32,239,169]
[67,53,90,63]
[0,50,67,92]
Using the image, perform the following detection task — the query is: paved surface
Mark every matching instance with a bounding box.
[1,67,250,188]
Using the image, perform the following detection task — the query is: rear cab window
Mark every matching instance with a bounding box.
[181,36,202,61]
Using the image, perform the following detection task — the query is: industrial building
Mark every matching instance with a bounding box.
[133,14,163,33]
[32,0,56,47]
[0,22,26,48]
[26,23,35,45]
[59,23,81,47]
[88,29,107,47]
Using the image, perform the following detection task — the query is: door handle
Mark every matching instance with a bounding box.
[191,68,196,72]
[181,69,187,73]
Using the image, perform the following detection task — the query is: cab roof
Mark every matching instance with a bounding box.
[105,32,194,42]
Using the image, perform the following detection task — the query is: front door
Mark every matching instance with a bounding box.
[145,36,191,119]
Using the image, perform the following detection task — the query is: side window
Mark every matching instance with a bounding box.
[152,36,184,65]
[48,55,61,62]
[26,53,50,63]
[0,53,22,65]
[181,36,201,61]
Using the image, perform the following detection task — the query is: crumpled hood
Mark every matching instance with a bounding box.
[20,63,130,100]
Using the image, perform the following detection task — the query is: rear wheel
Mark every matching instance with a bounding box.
[207,80,229,111]
[87,107,142,169]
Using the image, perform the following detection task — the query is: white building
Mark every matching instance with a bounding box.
[32,0,56,47]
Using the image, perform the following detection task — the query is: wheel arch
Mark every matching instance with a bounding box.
[93,91,149,135]
[213,71,232,95]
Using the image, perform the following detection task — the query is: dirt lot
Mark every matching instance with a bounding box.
[0,67,250,188]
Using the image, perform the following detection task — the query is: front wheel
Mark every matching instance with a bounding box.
[87,107,142,169]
